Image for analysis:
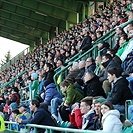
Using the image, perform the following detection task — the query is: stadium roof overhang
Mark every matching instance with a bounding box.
[0,0,108,46]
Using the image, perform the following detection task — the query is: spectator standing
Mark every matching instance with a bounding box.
[29,73,39,100]
[79,28,92,53]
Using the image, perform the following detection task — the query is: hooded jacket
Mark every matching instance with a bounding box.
[63,84,83,105]
[102,110,123,133]
[108,77,133,105]
[29,79,39,100]
[44,83,62,105]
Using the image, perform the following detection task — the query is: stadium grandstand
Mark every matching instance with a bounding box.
[0,0,133,132]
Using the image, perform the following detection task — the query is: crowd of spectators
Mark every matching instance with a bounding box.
[0,0,133,133]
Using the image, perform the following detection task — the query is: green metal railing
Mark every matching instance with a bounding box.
[0,64,36,90]
[54,19,133,93]
[5,121,114,133]
[0,47,29,71]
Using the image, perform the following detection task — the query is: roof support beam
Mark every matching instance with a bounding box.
[0,30,34,45]
[0,18,44,38]
[0,8,52,31]
[0,24,36,42]
[36,0,78,13]
[1,0,72,24]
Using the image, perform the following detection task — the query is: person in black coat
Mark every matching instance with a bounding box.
[43,63,54,82]
[79,27,92,53]
[17,100,56,133]
[85,57,96,72]
[99,54,121,82]
[83,71,106,98]
[107,67,133,113]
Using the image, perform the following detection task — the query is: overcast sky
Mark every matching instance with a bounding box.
[0,37,29,64]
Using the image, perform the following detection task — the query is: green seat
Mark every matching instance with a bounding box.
[122,126,133,133]
[57,121,71,128]
[125,100,133,120]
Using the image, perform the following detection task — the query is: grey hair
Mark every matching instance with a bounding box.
[86,70,96,78]
[72,62,79,69]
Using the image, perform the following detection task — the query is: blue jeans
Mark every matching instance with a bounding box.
[113,104,125,113]
[51,97,63,117]
[128,105,133,123]
[126,77,133,94]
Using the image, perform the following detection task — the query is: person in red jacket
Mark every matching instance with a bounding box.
[69,97,101,130]
[69,102,82,129]
[9,87,20,105]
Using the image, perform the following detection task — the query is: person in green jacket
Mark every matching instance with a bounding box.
[0,115,5,132]
[116,34,129,57]
[29,73,39,100]
[59,79,84,121]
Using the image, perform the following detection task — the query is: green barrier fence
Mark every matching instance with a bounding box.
[0,64,36,91]
[5,121,116,133]
[54,19,133,93]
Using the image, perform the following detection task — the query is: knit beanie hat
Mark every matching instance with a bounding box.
[43,80,51,87]
[96,97,106,104]
[10,102,18,111]
[31,73,38,79]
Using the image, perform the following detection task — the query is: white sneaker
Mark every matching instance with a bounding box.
[52,114,58,121]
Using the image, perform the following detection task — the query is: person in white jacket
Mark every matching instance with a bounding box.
[101,101,123,133]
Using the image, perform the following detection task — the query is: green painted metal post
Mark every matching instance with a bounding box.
[66,21,69,31]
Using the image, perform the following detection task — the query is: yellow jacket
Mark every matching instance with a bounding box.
[0,116,5,132]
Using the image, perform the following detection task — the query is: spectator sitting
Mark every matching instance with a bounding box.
[18,104,31,119]
[75,60,86,85]
[120,29,133,61]
[93,97,106,122]
[69,102,82,129]
[85,57,96,72]
[94,55,102,75]
[11,109,26,130]
[42,80,62,107]
[9,102,18,121]
[17,100,56,133]
[116,34,129,58]
[8,87,20,106]
[107,67,133,113]
[80,97,100,130]
[66,62,80,80]
[59,79,83,122]
[101,101,123,133]
[98,41,110,56]
[83,71,106,98]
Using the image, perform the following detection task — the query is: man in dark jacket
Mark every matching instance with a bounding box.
[83,71,106,98]
[107,67,133,113]
[85,57,96,72]
[17,100,56,133]
[79,27,92,53]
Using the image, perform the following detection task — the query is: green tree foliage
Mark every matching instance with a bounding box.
[0,50,11,65]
